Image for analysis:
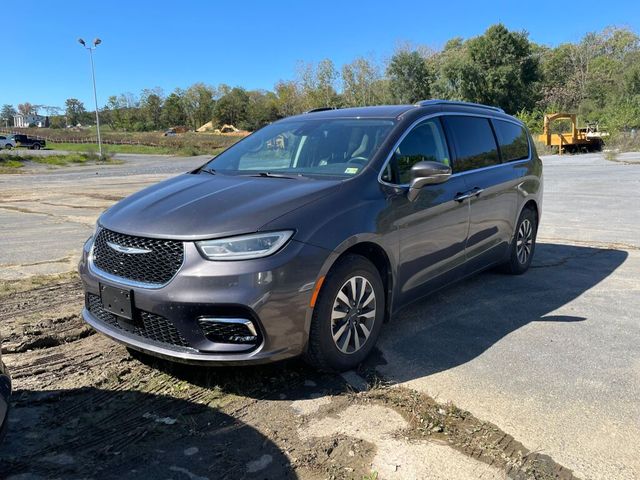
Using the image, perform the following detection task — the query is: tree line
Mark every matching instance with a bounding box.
[2,24,639,134]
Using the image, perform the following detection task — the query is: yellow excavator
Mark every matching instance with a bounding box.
[538,113,608,154]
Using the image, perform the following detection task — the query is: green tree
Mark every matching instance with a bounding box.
[183,83,215,129]
[65,98,86,126]
[341,57,384,107]
[387,50,432,104]
[435,24,541,113]
[274,80,305,117]
[297,59,340,109]
[467,24,540,112]
[245,90,279,130]
[0,104,16,127]
[140,88,164,130]
[161,90,187,127]
[214,87,250,127]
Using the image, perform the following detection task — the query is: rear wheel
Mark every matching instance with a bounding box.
[305,254,385,372]
[32,143,41,150]
[498,207,537,275]
[4,144,11,150]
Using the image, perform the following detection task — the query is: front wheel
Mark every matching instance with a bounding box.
[305,254,385,372]
[4,144,11,150]
[498,207,537,275]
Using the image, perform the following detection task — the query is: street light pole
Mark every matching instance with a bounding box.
[78,38,102,157]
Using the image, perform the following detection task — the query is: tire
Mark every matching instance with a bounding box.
[305,254,385,372]
[32,143,41,150]
[4,144,11,150]
[498,207,537,275]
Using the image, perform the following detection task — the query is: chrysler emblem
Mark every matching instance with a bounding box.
[107,241,151,255]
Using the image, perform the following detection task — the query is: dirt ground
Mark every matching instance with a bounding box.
[3,152,639,479]
[1,272,577,480]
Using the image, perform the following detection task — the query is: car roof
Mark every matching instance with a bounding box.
[281,100,519,124]
[284,105,415,121]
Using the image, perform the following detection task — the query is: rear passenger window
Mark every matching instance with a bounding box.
[494,120,529,162]
[382,118,450,184]
[445,116,500,173]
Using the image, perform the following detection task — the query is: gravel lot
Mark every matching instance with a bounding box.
[1,151,638,479]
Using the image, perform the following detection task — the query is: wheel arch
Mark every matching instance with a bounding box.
[521,198,539,224]
[310,238,395,331]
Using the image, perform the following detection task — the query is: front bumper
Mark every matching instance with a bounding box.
[79,236,330,365]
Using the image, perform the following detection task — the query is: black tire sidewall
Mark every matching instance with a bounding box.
[309,255,385,371]
[510,208,537,274]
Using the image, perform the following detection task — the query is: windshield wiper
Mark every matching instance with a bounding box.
[245,172,298,179]
[200,168,216,175]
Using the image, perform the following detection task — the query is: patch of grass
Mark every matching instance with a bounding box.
[49,142,174,155]
[0,271,79,300]
[2,151,121,168]
[606,132,640,154]
[49,141,223,157]
[533,139,557,156]
[0,153,24,173]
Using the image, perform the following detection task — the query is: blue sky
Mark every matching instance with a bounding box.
[5,0,639,110]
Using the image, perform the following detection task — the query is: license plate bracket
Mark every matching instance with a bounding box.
[100,284,134,320]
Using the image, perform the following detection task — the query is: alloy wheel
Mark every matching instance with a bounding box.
[516,218,533,264]
[331,275,376,354]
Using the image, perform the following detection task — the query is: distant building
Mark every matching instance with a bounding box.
[13,113,48,128]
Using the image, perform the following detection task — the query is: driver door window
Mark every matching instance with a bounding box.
[382,118,450,184]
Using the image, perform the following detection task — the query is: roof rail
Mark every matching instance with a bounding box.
[415,99,504,113]
[305,107,338,113]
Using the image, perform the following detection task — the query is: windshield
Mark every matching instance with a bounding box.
[202,118,395,179]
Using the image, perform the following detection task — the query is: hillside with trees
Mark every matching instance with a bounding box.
[3,24,639,139]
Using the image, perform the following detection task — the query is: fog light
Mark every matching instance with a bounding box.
[198,317,259,344]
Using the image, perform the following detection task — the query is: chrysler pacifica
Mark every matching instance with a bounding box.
[79,100,542,371]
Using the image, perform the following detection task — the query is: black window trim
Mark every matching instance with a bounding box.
[383,116,452,185]
[442,114,502,173]
[378,112,531,187]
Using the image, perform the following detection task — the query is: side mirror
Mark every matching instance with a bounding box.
[407,161,452,201]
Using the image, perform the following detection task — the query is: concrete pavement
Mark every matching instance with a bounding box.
[1,151,639,478]
[378,153,640,479]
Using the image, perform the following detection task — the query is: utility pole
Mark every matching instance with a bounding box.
[78,37,103,157]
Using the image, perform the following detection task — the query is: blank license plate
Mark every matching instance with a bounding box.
[100,284,134,320]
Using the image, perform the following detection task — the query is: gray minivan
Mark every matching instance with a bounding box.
[79,100,542,371]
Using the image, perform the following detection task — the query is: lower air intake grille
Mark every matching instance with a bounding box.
[87,293,189,348]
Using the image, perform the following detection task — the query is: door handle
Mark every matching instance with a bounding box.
[454,191,473,202]
[454,188,484,202]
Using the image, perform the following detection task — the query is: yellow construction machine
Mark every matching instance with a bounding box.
[538,113,608,154]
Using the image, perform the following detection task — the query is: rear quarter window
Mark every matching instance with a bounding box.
[444,116,500,173]
[494,120,530,162]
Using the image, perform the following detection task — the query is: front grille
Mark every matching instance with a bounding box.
[92,228,184,285]
[87,293,190,348]
[198,319,258,344]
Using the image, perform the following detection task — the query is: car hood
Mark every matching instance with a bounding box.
[99,173,342,240]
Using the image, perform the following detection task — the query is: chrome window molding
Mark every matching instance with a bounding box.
[87,241,186,290]
[378,111,531,188]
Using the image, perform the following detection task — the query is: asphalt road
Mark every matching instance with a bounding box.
[0,153,210,279]
[1,151,639,479]
[378,152,640,479]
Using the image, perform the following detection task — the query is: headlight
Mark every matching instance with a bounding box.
[196,231,294,261]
